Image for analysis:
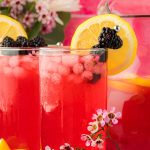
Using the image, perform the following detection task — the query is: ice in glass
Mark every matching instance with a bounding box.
[40,47,107,149]
[0,48,40,150]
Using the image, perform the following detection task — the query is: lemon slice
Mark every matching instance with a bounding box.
[123,76,150,87]
[0,15,27,42]
[108,79,140,93]
[0,139,11,150]
[71,14,138,75]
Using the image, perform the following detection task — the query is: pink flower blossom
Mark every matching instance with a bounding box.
[81,134,92,147]
[60,143,74,150]
[45,145,54,150]
[0,0,11,7]
[92,109,107,127]
[104,107,122,125]
[35,0,47,13]
[23,12,36,28]
[91,137,104,149]
[42,19,56,34]
[87,121,99,134]
[10,0,26,13]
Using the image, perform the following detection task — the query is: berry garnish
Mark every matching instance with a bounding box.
[16,36,28,47]
[1,36,16,47]
[98,27,123,49]
[90,74,101,84]
[29,36,47,47]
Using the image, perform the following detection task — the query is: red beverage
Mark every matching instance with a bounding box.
[40,47,107,150]
[108,77,150,150]
[0,49,40,150]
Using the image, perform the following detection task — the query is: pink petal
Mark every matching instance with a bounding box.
[87,126,92,131]
[104,116,110,123]
[85,140,91,147]
[103,111,108,118]
[91,141,96,147]
[92,114,97,120]
[112,118,118,125]
[110,107,116,113]
[81,135,87,141]
[115,112,122,118]
[97,109,102,115]
[100,120,105,127]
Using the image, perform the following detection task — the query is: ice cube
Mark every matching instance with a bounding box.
[50,55,62,64]
[9,56,20,68]
[13,66,28,79]
[62,54,79,67]
[47,62,58,73]
[51,73,62,84]
[3,66,13,77]
[58,65,70,76]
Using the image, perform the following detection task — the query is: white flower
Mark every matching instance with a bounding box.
[92,109,107,127]
[10,0,26,12]
[87,121,99,134]
[104,107,122,125]
[60,143,74,150]
[23,12,36,28]
[45,145,54,150]
[81,134,92,147]
[91,137,104,149]
[47,0,81,12]
[42,19,56,34]
[0,0,11,7]
[38,10,53,25]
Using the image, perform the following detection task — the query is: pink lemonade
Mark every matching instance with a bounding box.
[40,48,107,150]
[108,78,150,150]
[0,49,40,150]
[107,15,150,149]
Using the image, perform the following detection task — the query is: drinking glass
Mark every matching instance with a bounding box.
[98,0,150,149]
[39,47,107,150]
[0,48,40,150]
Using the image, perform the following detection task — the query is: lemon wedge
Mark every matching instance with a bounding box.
[71,14,138,75]
[0,139,11,150]
[0,15,27,42]
[123,76,150,88]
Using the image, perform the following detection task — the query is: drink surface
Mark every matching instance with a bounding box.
[0,53,40,150]
[40,51,107,149]
[108,78,150,150]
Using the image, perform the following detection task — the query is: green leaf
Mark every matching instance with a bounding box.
[0,7,11,15]
[41,12,71,45]
[25,2,36,12]
[28,21,42,39]
[0,0,3,3]
[58,12,71,27]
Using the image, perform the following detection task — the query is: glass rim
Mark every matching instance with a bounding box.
[102,0,150,18]
[40,46,105,52]
[0,47,40,51]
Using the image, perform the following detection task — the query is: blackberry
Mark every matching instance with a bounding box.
[16,36,28,47]
[98,27,123,49]
[29,36,47,47]
[90,74,101,84]
[1,36,16,47]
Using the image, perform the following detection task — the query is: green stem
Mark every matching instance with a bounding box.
[106,128,121,150]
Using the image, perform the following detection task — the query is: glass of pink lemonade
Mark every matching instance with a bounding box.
[39,47,107,150]
[0,48,40,150]
[97,0,150,149]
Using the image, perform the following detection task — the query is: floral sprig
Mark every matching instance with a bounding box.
[81,107,121,149]
[0,0,81,43]
[45,107,121,150]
